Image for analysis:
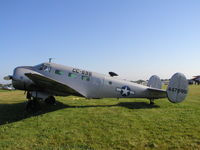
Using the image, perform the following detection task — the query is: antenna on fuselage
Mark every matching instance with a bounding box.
[48,58,54,63]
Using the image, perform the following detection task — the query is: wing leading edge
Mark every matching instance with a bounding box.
[25,73,82,97]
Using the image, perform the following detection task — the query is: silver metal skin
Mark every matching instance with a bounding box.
[12,66,35,90]
[9,62,188,104]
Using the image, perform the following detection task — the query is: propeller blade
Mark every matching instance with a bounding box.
[4,75,13,80]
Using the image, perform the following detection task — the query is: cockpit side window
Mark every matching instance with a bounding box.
[36,64,51,72]
[43,65,51,72]
[38,65,44,70]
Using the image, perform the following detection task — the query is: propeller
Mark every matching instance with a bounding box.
[4,75,13,80]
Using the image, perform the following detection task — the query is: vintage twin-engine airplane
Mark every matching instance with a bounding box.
[4,62,188,111]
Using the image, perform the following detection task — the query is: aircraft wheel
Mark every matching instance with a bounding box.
[26,99,40,113]
[45,96,56,105]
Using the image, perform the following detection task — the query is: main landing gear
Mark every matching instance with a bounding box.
[149,99,155,105]
[26,91,56,112]
[45,96,56,105]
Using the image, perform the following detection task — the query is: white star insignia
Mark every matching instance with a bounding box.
[116,86,135,97]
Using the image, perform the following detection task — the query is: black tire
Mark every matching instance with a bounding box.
[150,102,155,105]
[45,96,56,105]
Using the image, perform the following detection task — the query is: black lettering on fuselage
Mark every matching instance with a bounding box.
[72,68,92,76]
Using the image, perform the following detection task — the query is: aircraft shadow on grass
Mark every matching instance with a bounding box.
[0,101,67,126]
[68,102,160,109]
[0,100,160,125]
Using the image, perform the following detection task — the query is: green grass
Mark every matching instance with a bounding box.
[0,90,9,92]
[0,89,15,92]
[0,85,200,150]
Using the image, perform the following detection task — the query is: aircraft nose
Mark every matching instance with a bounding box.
[12,67,34,90]
[13,67,27,81]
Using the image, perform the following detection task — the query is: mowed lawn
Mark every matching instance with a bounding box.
[0,86,200,150]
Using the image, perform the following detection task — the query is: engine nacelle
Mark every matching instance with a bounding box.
[31,92,51,100]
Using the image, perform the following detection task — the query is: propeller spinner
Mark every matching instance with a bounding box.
[4,75,13,80]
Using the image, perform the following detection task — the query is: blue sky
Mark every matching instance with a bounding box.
[1,0,200,83]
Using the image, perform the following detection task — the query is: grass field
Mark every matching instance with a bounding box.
[0,86,200,150]
[0,90,9,92]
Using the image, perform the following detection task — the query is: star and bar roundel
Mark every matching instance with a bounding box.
[116,86,135,97]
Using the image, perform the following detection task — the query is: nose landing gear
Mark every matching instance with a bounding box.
[26,91,56,112]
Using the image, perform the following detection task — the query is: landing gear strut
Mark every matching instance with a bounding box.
[25,91,56,112]
[26,92,40,112]
[149,99,155,105]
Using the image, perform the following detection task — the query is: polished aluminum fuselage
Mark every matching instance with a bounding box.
[12,63,166,99]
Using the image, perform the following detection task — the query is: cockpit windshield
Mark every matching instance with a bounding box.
[34,63,51,72]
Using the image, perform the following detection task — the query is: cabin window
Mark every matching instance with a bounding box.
[55,70,65,75]
[68,73,77,78]
[82,76,90,81]
[109,81,112,85]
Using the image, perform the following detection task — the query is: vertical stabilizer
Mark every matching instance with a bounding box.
[167,73,188,103]
[147,75,162,89]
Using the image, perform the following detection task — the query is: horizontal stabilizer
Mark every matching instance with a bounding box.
[147,88,167,99]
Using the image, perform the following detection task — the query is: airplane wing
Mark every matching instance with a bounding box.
[147,88,167,99]
[25,73,82,96]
